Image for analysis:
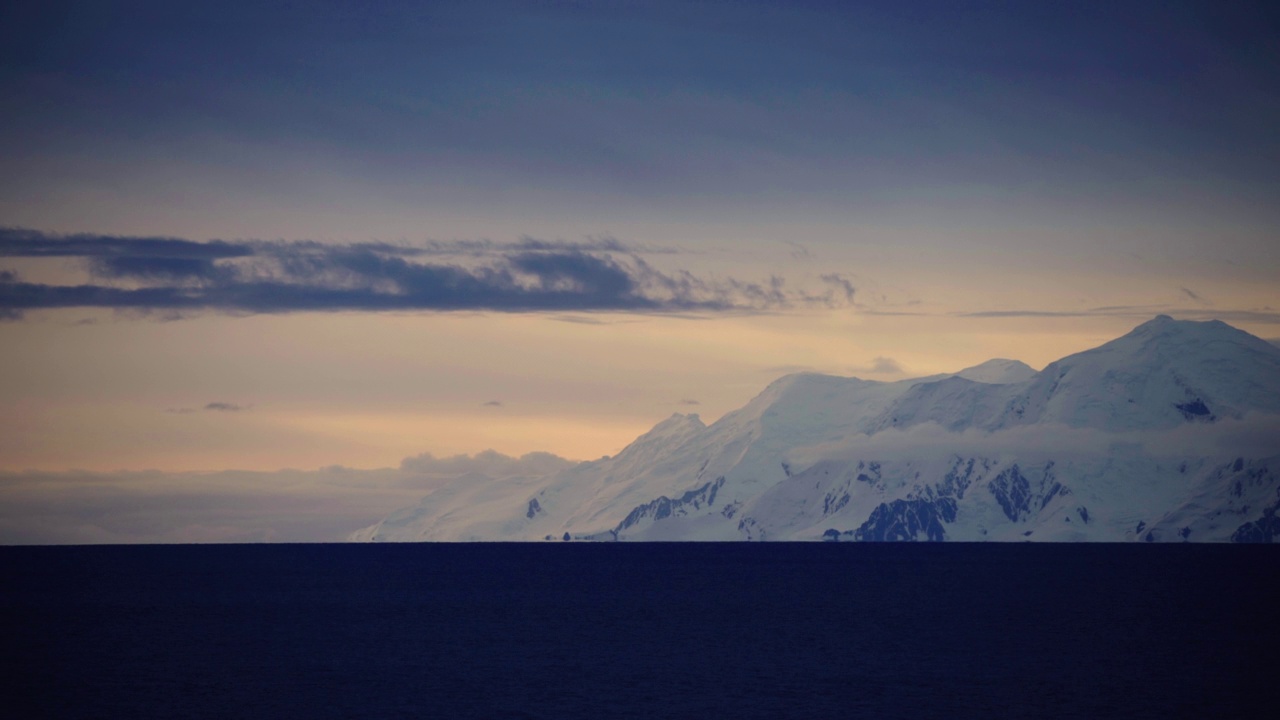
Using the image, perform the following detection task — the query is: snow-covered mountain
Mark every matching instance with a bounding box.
[954,358,1037,384]
[352,317,1280,543]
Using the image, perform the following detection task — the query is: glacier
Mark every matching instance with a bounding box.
[352,316,1280,543]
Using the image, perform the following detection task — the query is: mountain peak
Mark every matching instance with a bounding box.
[1127,314,1231,336]
[1003,315,1280,431]
[1127,314,1200,337]
[955,358,1037,384]
[652,412,704,431]
[628,413,705,446]
[1113,315,1278,356]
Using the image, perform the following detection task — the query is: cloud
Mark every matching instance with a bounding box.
[166,402,248,413]
[0,228,854,319]
[677,399,701,406]
[1181,287,1211,306]
[0,228,254,260]
[91,255,235,282]
[0,448,580,544]
[787,414,1280,470]
[819,273,856,304]
[760,364,822,375]
[0,228,671,262]
[1185,309,1280,325]
[383,235,684,258]
[957,307,1280,324]
[0,466,436,544]
[204,402,246,412]
[550,315,602,325]
[959,310,1094,318]
[782,240,811,259]
[482,400,503,407]
[398,449,575,477]
[869,356,904,374]
[857,308,929,317]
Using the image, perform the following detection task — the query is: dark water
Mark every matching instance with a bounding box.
[3,543,1276,719]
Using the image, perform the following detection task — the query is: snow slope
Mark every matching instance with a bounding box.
[353,317,1280,543]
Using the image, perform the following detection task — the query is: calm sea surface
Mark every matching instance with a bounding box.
[3,543,1275,719]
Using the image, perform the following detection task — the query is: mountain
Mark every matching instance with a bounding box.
[353,317,1280,543]
[954,358,1037,384]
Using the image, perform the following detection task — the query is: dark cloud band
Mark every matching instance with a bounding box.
[0,228,254,259]
[0,228,854,318]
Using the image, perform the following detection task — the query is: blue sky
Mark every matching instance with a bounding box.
[5,1,1278,225]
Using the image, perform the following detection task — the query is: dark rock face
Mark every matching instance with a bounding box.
[817,460,887,517]
[1215,458,1279,542]
[737,516,765,541]
[1231,502,1280,543]
[823,487,851,516]
[614,476,726,534]
[989,466,1032,522]
[820,457,1071,542]
[1175,398,1214,421]
[1039,475,1066,511]
[852,497,958,542]
[526,498,542,519]
[854,461,882,485]
[984,463,1068,523]
[938,458,987,500]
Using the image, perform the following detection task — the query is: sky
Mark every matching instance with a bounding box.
[2,0,1279,493]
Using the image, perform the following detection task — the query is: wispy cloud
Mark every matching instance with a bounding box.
[204,402,246,412]
[0,229,254,260]
[1181,288,1211,306]
[959,310,1093,319]
[0,449,580,544]
[482,400,503,407]
[782,240,811,260]
[677,398,701,406]
[167,402,249,414]
[760,364,822,375]
[869,356,904,375]
[956,307,1280,324]
[819,273,855,304]
[790,415,1280,471]
[398,449,574,476]
[0,228,853,319]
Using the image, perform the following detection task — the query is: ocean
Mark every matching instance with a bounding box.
[3,543,1275,718]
